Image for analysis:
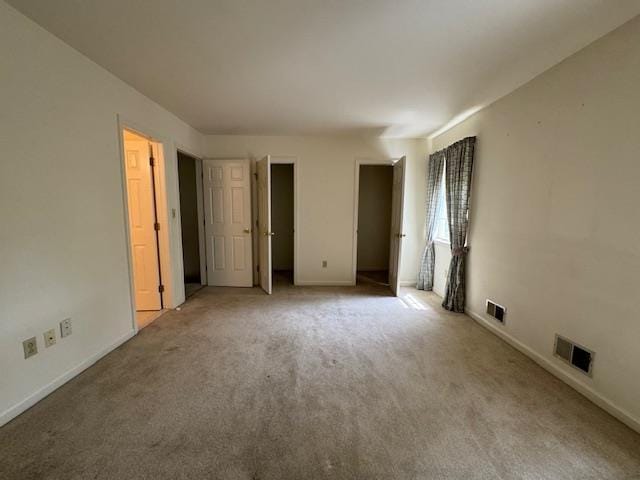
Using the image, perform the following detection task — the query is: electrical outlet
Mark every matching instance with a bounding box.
[23,337,38,359]
[322,260,327,268]
[44,329,56,347]
[60,318,72,338]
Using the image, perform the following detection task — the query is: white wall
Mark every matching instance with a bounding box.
[0,2,203,425]
[203,135,428,286]
[357,165,393,271]
[431,16,640,431]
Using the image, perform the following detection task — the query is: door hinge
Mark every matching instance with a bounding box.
[154,222,161,231]
[158,284,165,293]
[257,265,260,273]
[149,157,155,167]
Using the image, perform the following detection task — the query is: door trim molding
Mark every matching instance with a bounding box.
[117,118,175,327]
[177,150,207,286]
[351,157,400,286]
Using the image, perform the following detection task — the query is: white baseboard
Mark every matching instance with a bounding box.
[0,329,136,427]
[465,308,640,434]
[400,280,417,287]
[296,280,355,286]
[6,308,636,436]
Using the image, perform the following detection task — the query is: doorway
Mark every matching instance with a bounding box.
[256,155,298,294]
[356,165,393,286]
[177,151,204,298]
[352,157,406,295]
[271,163,294,288]
[202,159,253,287]
[121,128,171,329]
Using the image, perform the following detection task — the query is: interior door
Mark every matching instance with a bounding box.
[389,156,407,296]
[124,139,162,310]
[203,159,253,287]
[257,155,273,294]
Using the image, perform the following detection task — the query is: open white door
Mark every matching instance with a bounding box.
[257,155,273,294]
[124,139,162,310]
[389,156,407,296]
[202,159,253,287]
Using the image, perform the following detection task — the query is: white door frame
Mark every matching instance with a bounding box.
[351,157,400,286]
[270,156,300,286]
[257,156,272,294]
[117,119,173,332]
[177,149,207,286]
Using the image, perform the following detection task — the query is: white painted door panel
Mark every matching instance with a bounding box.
[389,156,406,296]
[203,159,253,287]
[257,156,272,294]
[124,139,161,310]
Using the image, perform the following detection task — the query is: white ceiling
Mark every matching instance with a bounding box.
[8,0,640,137]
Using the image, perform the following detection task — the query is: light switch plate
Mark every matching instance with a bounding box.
[44,329,56,347]
[23,337,38,359]
[60,318,72,338]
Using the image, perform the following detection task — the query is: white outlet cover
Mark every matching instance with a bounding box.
[60,318,72,338]
[23,337,38,359]
[44,329,56,347]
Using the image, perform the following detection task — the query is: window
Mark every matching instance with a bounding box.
[434,171,449,243]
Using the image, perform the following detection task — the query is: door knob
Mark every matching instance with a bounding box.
[243,228,251,233]
[263,231,275,236]
[397,233,406,238]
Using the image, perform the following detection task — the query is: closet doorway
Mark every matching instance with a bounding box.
[256,155,298,294]
[352,157,406,295]
[355,165,393,286]
[271,163,295,288]
[177,151,205,298]
[121,128,172,329]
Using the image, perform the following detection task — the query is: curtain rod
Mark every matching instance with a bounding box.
[431,136,476,156]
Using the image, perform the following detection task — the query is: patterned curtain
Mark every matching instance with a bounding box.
[417,151,445,290]
[442,137,476,312]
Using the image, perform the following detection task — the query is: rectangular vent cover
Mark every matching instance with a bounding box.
[554,335,594,376]
[486,300,505,323]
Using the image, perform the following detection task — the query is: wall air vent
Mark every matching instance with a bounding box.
[554,334,594,377]
[486,300,505,323]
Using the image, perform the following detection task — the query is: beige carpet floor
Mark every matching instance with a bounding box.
[1,282,639,479]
